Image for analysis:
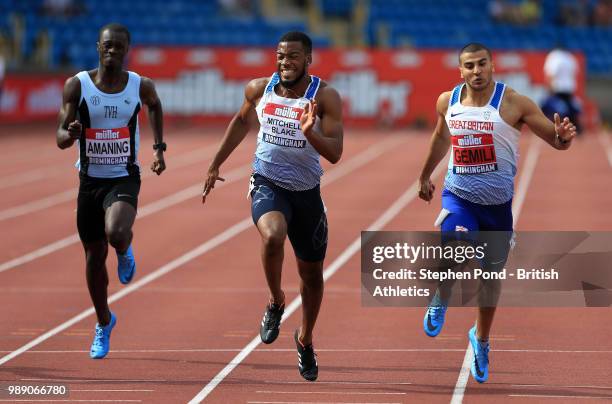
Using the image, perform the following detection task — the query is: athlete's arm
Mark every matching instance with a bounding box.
[202,78,266,203]
[418,92,452,202]
[514,92,576,150]
[56,76,81,149]
[301,85,343,164]
[140,76,166,175]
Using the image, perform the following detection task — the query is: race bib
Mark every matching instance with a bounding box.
[85,127,130,165]
[451,133,498,174]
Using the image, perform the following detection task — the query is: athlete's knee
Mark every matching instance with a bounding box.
[106,224,132,248]
[261,230,286,252]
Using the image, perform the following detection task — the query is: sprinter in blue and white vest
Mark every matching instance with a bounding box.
[202,31,343,382]
[418,43,576,384]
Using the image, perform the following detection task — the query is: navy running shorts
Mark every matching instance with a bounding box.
[250,174,328,262]
[77,173,141,243]
[439,188,513,271]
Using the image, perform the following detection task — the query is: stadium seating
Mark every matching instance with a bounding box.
[2,0,610,74]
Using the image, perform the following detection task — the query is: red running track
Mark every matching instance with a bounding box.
[0,126,611,403]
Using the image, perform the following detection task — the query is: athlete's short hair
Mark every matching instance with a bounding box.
[279,31,312,54]
[98,23,131,44]
[459,43,492,62]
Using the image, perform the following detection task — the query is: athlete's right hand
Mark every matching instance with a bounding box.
[67,120,82,139]
[418,178,435,203]
[202,166,225,204]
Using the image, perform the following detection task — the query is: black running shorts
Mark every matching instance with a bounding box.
[77,174,141,243]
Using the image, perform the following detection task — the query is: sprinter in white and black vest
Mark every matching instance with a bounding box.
[56,23,166,360]
[418,43,576,384]
[202,31,344,382]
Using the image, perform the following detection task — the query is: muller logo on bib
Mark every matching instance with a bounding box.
[264,103,303,121]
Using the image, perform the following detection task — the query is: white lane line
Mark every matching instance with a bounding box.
[509,394,611,400]
[6,348,611,354]
[187,163,446,403]
[0,127,202,191]
[0,401,142,403]
[0,143,218,222]
[597,131,612,167]
[0,135,402,276]
[513,384,612,390]
[0,167,65,190]
[0,136,405,367]
[0,163,251,275]
[70,390,154,392]
[247,401,401,404]
[450,136,542,404]
[263,382,412,386]
[256,391,406,395]
[21,379,166,383]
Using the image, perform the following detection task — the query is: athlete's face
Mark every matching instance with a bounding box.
[97,29,129,68]
[459,50,494,91]
[276,41,311,88]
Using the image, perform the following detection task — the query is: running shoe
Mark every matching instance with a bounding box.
[90,312,117,359]
[468,325,490,383]
[117,245,136,284]
[423,291,448,337]
[294,329,318,381]
[259,302,284,344]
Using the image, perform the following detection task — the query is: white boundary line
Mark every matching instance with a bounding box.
[0,143,218,222]
[0,166,66,191]
[0,136,405,367]
[187,164,446,403]
[0,127,201,191]
[450,136,542,404]
[5,347,611,354]
[508,394,610,400]
[597,131,612,168]
[0,136,402,275]
[0,163,251,275]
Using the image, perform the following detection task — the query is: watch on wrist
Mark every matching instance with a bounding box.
[153,142,167,151]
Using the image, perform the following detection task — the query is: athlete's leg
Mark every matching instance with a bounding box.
[256,211,288,305]
[287,186,327,345]
[296,258,324,345]
[475,199,513,340]
[83,239,111,325]
[77,176,112,325]
[105,201,137,254]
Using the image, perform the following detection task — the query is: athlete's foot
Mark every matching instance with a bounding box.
[294,329,318,381]
[423,291,448,337]
[260,301,284,344]
[90,312,117,359]
[468,326,490,383]
[117,245,136,284]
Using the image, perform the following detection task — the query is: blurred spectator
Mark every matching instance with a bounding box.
[218,0,255,17]
[593,0,612,25]
[558,0,593,26]
[489,0,513,22]
[516,0,541,25]
[32,30,51,69]
[488,0,541,25]
[542,46,582,132]
[0,41,5,105]
[41,0,84,17]
[9,13,24,66]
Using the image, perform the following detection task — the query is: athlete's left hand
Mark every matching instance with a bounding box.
[554,112,576,147]
[151,150,166,175]
[300,100,318,136]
